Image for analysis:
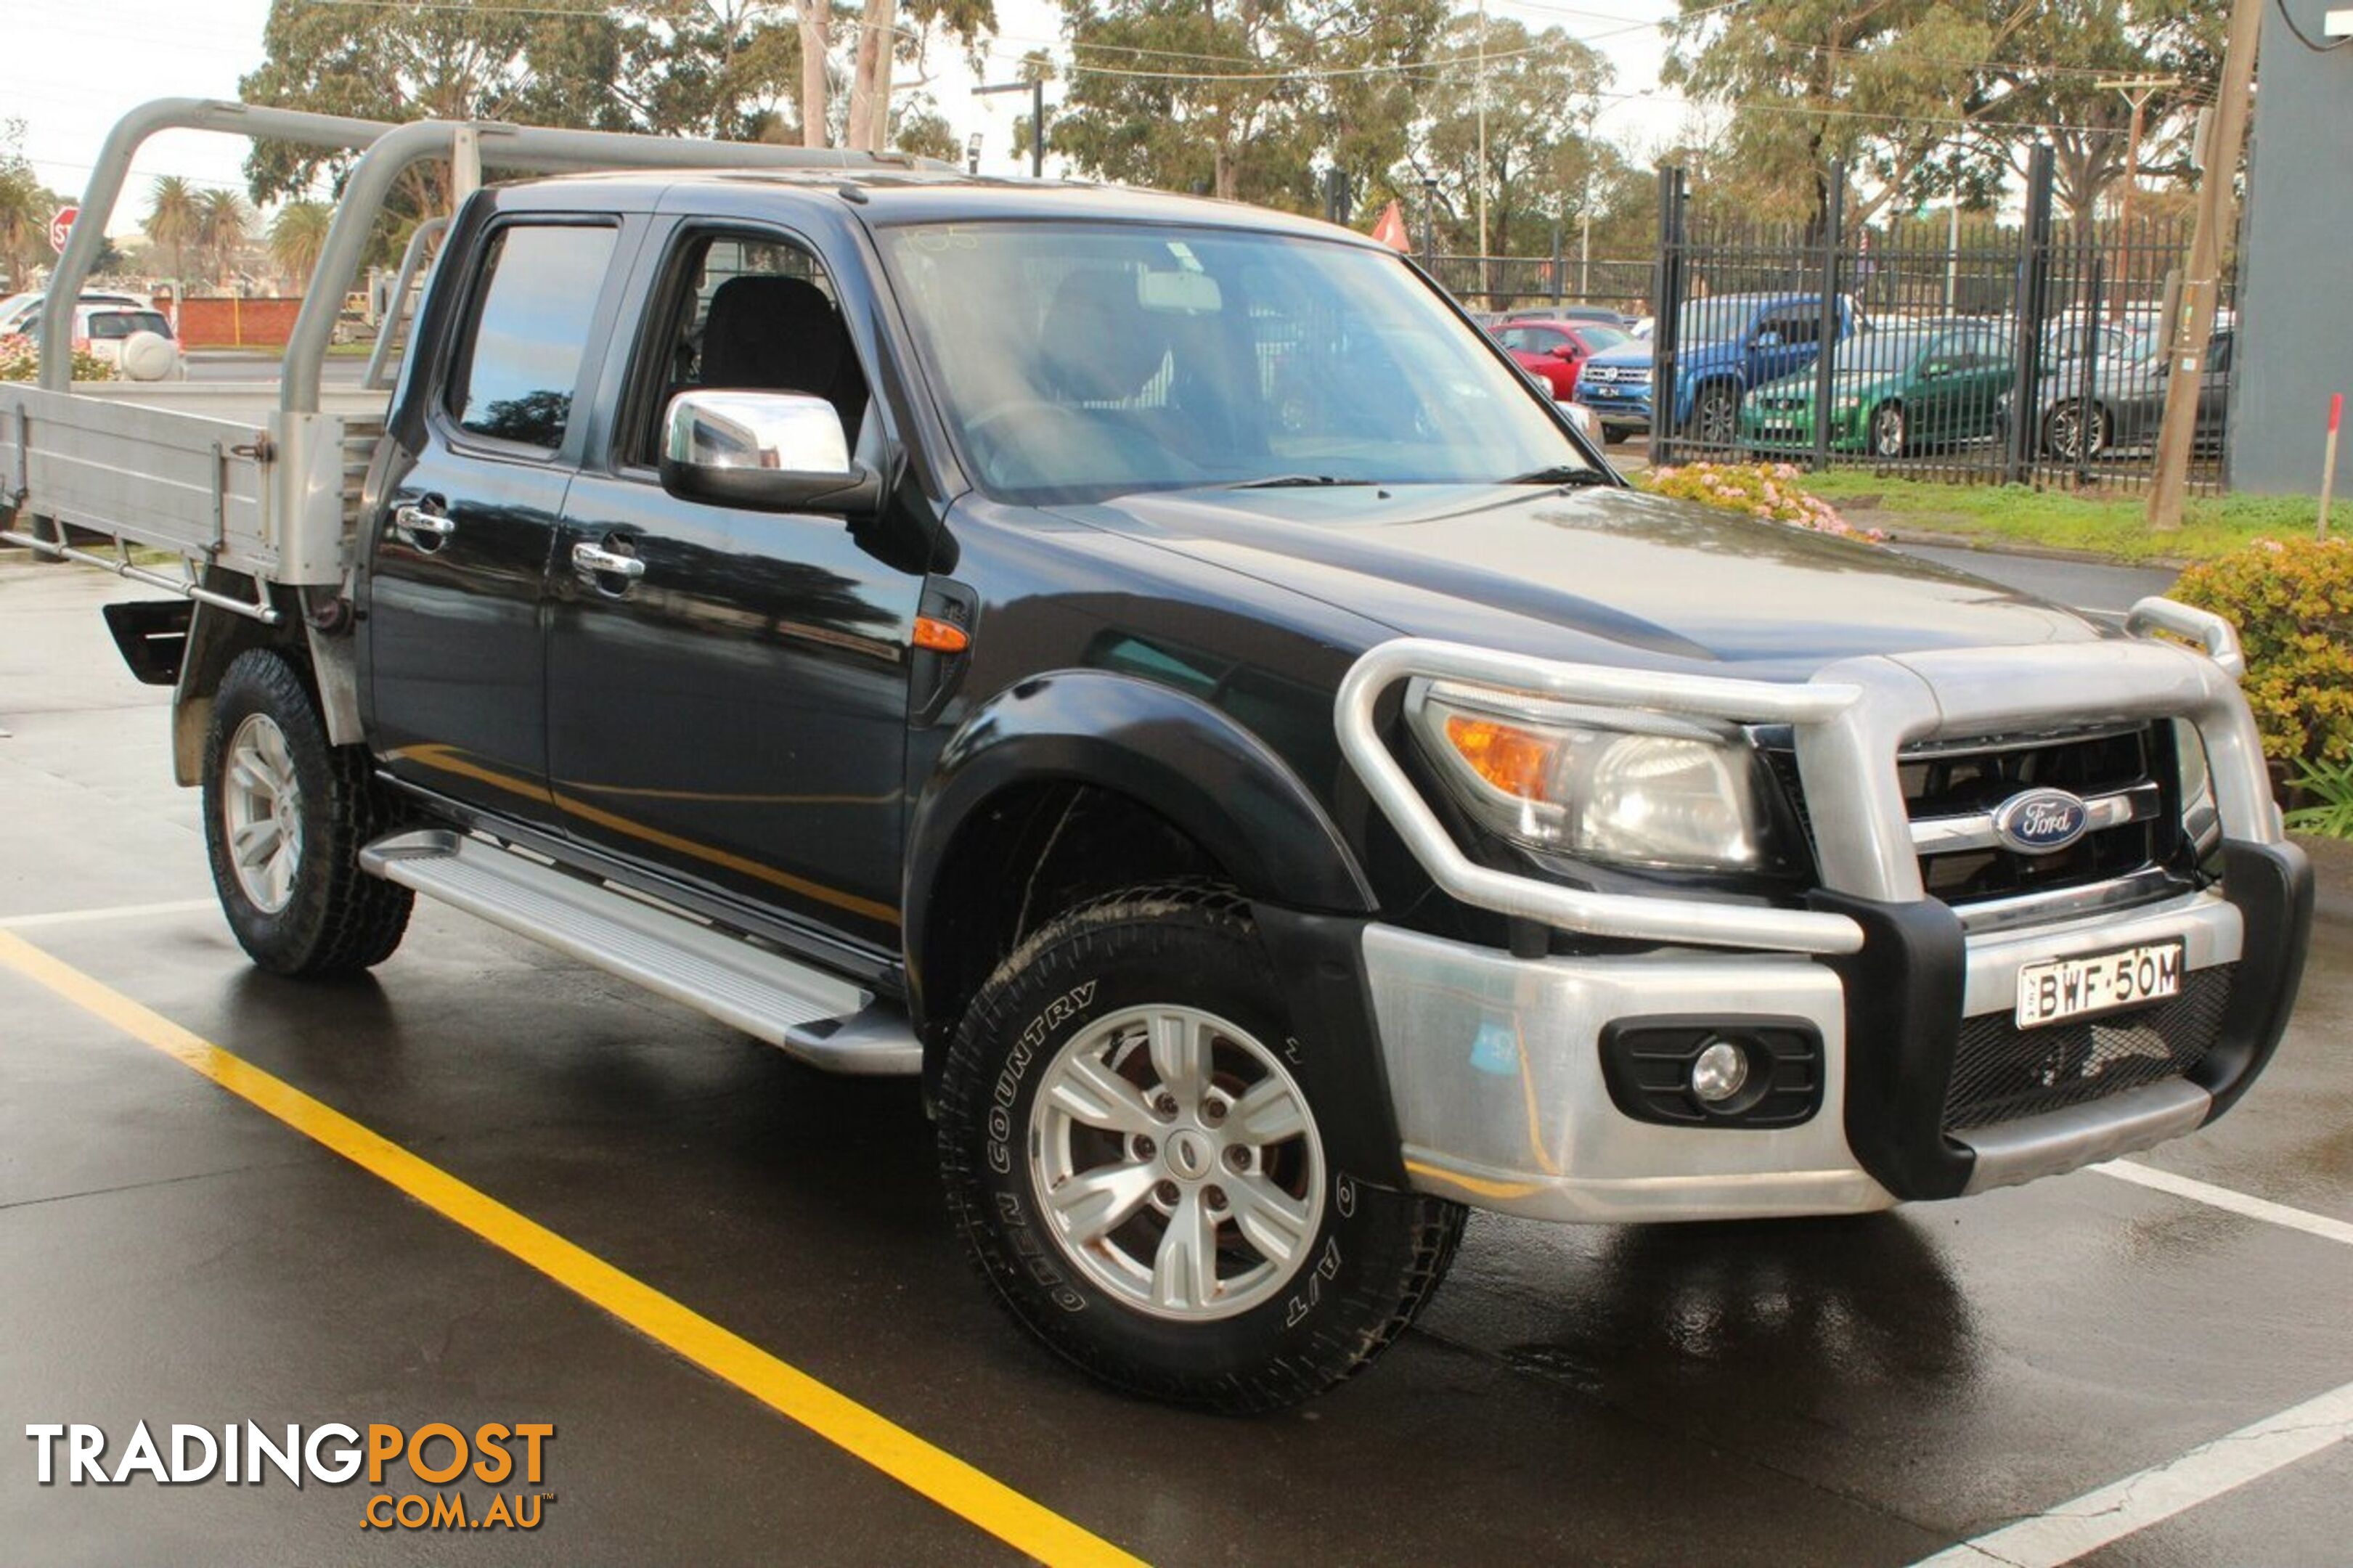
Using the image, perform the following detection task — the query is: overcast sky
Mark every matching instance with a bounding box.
[4,0,1691,234]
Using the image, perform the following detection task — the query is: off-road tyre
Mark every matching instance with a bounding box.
[202,648,413,976]
[937,884,1467,1413]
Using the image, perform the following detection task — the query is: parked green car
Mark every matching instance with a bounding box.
[1738,319,2013,456]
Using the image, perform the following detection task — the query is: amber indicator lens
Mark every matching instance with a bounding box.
[913,616,970,653]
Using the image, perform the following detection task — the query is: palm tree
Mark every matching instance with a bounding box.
[197,189,251,285]
[144,175,200,282]
[268,200,333,290]
[0,160,51,293]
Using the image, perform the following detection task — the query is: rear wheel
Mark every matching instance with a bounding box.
[936,886,1465,1413]
[202,648,412,976]
[1870,401,1909,458]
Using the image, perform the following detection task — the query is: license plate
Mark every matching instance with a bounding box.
[2015,940,2185,1029]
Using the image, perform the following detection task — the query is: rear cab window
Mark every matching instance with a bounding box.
[446,221,620,452]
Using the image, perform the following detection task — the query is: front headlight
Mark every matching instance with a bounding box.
[1408,683,1786,873]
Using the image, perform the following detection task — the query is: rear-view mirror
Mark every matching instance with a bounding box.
[658,390,881,515]
[1138,271,1223,314]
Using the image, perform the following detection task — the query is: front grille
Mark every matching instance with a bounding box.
[1941,965,2233,1132]
[1903,724,2178,906]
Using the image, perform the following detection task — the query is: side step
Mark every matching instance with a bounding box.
[359,830,920,1076]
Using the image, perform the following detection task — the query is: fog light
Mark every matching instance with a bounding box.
[1690,1038,1750,1104]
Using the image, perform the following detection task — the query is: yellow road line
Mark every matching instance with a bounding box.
[0,929,1143,1568]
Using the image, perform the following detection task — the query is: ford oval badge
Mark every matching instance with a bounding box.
[1992,788,2090,854]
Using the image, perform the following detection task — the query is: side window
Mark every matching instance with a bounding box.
[2206,333,2232,374]
[449,222,618,451]
[1758,311,1817,347]
[624,231,868,467]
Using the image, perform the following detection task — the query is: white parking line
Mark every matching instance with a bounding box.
[1911,1379,2353,1567]
[0,899,217,930]
[2094,1159,2353,1248]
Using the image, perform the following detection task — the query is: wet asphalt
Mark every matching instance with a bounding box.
[1,558,2348,1566]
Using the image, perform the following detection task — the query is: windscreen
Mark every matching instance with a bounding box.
[1831,332,1931,372]
[877,221,1590,504]
[1675,296,1760,345]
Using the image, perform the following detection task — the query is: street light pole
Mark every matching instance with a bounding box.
[1475,0,1489,301]
[973,78,1047,178]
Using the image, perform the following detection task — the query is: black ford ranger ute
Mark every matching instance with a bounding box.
[114,170,2312,1413]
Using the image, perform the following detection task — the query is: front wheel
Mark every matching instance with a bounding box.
[202,648,414,976]
[2042,401,2110,462]
[1684,385,1739,448]
[936,886,1465,1413]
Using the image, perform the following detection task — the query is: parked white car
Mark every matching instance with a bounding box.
[23,303,185,380]
[0,289,151,338]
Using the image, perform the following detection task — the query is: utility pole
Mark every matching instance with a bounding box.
[2096,74,2177,323]
[2147,0,2260,532]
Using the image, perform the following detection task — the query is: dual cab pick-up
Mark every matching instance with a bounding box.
[1,102,2312,1413]
[1575,290,1863,446]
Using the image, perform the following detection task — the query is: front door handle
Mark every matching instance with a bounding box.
[390,497,455,550]
[572,539,645,592]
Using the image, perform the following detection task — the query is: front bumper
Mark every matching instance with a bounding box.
[1334,617,2312,1224]
[1361,850,2308,1222]
[1575,381,1654,428]
[1739,403,1866,453]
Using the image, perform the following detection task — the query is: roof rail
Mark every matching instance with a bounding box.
[40,98,937,412]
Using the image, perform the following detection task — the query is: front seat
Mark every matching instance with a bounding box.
[698,275,868,444]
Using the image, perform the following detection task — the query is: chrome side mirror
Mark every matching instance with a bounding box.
[658,390,881,515]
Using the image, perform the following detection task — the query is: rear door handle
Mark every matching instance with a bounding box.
[571,539,645,591]
[390,498,455,549]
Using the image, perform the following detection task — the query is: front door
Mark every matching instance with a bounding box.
[366,216,622,833]
[545,226,921,950]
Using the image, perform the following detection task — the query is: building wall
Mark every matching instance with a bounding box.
[175,296,303,349]
[2233,0,2353,494]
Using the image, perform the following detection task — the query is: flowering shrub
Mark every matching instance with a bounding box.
[2172,536,2353,772]
[1636,461,1883,541]
[0,334,118,383]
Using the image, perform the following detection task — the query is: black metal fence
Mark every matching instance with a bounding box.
[1640,150,2233,492]
[1424,250,1653,314]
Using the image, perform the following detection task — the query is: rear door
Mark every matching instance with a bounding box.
[1747,305,1820,390]
[366,216,624,833]
[544,222,922,951]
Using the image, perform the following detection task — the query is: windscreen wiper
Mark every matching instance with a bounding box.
[1223,474,1376,489]
[1501,465,1612,486]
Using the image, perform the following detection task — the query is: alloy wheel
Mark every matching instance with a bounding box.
[221,711,304,914]
[1029,1003,1325,1321]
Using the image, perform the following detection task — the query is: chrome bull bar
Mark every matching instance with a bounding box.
[1333,597,2274,957]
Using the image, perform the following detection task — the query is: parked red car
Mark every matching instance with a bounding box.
[1489,319,1634,399]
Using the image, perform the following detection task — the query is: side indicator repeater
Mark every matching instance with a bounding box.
[913,616,970,654]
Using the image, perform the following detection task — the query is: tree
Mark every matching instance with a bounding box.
[199,190,253,285]
[1047,0,1444,206]
[269,200,335,288]
[1970,0,2222,224]
[144,176,203,282]
[1392,17,1610,266]
[1664,0,2032,232]
[0,121,54,293]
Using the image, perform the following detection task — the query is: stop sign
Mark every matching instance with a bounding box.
[47,205,77,256]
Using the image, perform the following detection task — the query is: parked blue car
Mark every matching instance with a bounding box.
[1575,292,1866,445]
